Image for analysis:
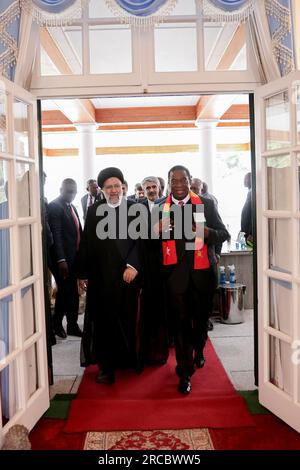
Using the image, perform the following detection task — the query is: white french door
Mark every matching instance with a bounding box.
[0,76,49,443]
[255,70,300,432]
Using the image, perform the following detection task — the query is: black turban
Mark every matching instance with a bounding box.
[97,167,124,188]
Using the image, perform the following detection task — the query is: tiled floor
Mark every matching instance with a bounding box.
[49,309,256,396]
[209,309,256,390]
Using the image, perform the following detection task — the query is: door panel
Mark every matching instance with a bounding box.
[255,71,300,433]
[0,76,49,443]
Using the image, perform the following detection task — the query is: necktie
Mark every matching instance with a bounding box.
[69,204,80,249]
[178,200,184,207]
[88,195,93,207]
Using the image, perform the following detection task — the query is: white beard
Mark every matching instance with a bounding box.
[104,193,123,208]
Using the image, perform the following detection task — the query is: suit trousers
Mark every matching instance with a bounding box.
[166,260,216,379]
[52,269,79,328]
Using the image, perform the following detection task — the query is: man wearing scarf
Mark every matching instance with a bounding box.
[155,165,229,394]
[77,167,141,385]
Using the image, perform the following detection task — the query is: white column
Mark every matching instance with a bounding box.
[76,123,97,191]
[195,120,218,194]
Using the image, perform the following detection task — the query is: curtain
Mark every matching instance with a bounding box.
[248,0,281,83]
[20,0,89,26]
[265,0,295,76]
[203,0,254,22]
[0,0,21,81]
[104,0,178,25]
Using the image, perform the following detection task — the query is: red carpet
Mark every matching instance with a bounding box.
[210,414,300,450]
[30,419,85,450]
[64,340,253,432]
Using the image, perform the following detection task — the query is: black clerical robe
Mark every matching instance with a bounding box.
[77,198,141,371]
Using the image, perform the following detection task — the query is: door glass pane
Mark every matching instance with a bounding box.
[16,163,31,217]
[0,294,15,359]
[21,285,36,340]
[265,91,290,150]
[298,155,300,210]
[269,278,292,335]
[296,85,300,144]
[267,155,291,210]
[269,219,292,274]
[0,91,7,152]
[0,159,9,219]
[19,225,33,280]
[89,25,132,74]
[14,99,29,157]
[204,22,247,71]
[269,336,292,396]
[25,343,39,400]
[154,23,197,72]
[0,360,19,426]
[0,228,11,289]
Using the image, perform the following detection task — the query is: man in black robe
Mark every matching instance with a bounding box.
[77,167,141,385]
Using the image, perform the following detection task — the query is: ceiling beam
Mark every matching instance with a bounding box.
[43,142,251,157]
[95,106,196,124]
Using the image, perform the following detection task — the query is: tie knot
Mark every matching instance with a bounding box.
[178,200,184,207]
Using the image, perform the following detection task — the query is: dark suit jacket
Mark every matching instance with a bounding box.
[48,197,82,267]
[156,195,229,285]
[241,189,252,238]
[81,193,102,221]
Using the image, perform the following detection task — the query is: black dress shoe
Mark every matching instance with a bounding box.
[178,378,191,394]
[54,326,67,339]
[67,324,83,337]
[95,371,115,385]
[194,350,205,368]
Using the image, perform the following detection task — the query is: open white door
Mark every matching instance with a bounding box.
[0,76,49,444]
[255,70,300,432]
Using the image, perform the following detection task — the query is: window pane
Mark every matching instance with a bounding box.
[269,278,292,336]
[19,225,33,280]
[25,343,39,400]
[40,45,61,76]
[204,22,247,71]
[269,336,292,396]
[0,159,9,219]
[14,99,29,157]
[265,92,290,150]
[21,285,36,340]
[89,25,132,74]
[267,155,291,211]
[0,228,11,289]
[269,219,292,274]
[170,0,196,15]
[41,27,82,75]
[0,294,15,359]
[16,163,31,218]
[0,91,7,152]
[0,361,19,426]
[154,23,197,72]
[89,0,115,17]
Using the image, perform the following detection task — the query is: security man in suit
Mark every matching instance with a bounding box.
[48,178,83,338]
[81,179,102,222]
